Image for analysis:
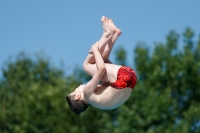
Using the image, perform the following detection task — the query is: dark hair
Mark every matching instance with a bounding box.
[66,95,89,114]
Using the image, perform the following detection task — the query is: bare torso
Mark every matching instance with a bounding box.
[90,85,132,110]
[85,63,133,110]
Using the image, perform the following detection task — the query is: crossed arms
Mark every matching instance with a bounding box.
[83,42,106,101]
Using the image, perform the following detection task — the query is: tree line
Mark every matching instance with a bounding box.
[0,28,200,133]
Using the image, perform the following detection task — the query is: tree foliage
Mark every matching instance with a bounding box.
[127,27,200,133]
[0,28,200,133]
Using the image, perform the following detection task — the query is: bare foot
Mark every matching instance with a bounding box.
[107,18,122,36]
[101,16,116,37]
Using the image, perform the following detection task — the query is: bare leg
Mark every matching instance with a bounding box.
[83,16,121,75]
[101,18,122,62]
[84,16,115,65]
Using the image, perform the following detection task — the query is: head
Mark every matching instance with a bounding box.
[66,85,89,114]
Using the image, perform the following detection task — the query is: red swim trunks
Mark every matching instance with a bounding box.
[110,66,137,89]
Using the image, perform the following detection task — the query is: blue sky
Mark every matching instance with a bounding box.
[1,1,200,76]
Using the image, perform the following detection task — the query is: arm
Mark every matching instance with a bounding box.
[92,42,106,71]
[83,42,106,96]
[83,56,112,77]
[83,48,113,76]
[83,41,112,76]
[83,45,112,76]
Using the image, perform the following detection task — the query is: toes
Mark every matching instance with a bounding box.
[101,16,106,22]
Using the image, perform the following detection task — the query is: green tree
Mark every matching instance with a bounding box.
[114,27,200,133]
[0,52,77,133]
[1,27,200,133]
[0,52,114,133]
[114,46,127,66]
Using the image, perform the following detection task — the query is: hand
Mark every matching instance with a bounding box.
[88,41,99,54]
[91,41,99,51]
